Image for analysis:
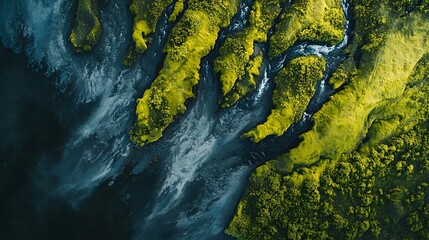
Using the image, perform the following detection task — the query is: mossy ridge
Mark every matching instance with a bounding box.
[268,0,345,58]
[214,0,282,107]
[130,0,240,147]
[243,55,326,143]
[226,51,429,240]
[329,0,393,89]
[70,0,101,52]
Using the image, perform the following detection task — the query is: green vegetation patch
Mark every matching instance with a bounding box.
[214,0,282,107]
[328,63,356,89]
[129,0,174,53]
[227,51,429,240]
[269,0,345,57]
[70,0,101,52]
[227,122,429,239]
[130,0,240,147]
[123,0,174,66]
[243,55,326,142]
[227,3,429,239]
[285,12,429,168]
[221,54,263,107]
[168,0,185,22]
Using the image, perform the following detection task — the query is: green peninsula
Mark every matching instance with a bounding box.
[285,11,429,168]
[123,0,174,66]
[168,0,185,22]
[129,0,174,53]
[130,0,240,146]
[243,55,326,142]
[214,0,281,107]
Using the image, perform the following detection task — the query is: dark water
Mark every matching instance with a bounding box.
[0,0,351,239]
[0,46,133,239]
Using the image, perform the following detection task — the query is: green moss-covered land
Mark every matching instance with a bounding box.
[130,0,174,52]
[130,0,240,146]
[269,0,345,57]
[168,0,185,22]
[214,0,281,107]
[227,1,429,239]
[70,0,101,52]
[284,6,429,168]
[221,54,264,107]
[243,55,326,142]
[227,121,429,239]
[123,0,174,66]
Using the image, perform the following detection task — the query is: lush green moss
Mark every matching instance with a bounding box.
[420,0,429,13]
[130,0,240,146]
[390,0,429,15]
[351,0,388,55]
[243,55,326,142]
[269,0,345,57]
[129,0,174,53]
[123,0,174,66]
[168,0,185,22]
[228,2,429,239]
[328,63,356,89]
[228,122,429,240]
[284,12,429,168]
[70,0,101,52]
[227,52,429,240]
[214,0,282,107]
[221,54,263,107]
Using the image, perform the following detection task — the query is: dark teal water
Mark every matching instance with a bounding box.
[0,46,133,239]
